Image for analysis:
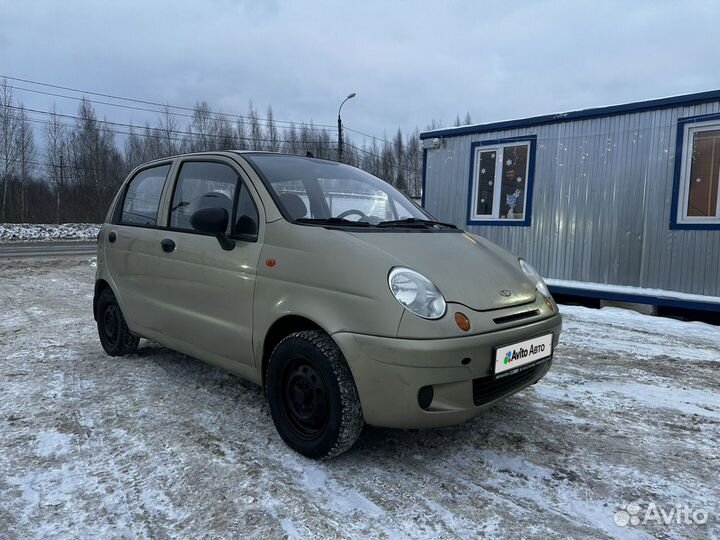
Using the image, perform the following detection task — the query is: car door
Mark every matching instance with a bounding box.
[104,161,175,334]
[152,157,263,371]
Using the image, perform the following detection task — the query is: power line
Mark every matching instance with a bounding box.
[0,155,119,173]
[1,74,338,129]
[0,76,419,175]
[3,103,338,147]
[11,84,332,132]
[344,141,419,176]
[11,84,338,133]
[344,126,403,150]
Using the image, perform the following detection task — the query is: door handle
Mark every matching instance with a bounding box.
[160,239,176,253]
[108,231,116,243]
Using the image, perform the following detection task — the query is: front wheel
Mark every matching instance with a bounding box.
[266,330,364,459]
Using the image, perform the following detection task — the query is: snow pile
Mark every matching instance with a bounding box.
[0,223,100,242]
[547,278,720,304]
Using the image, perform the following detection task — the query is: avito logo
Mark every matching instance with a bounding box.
[503,343,546,364]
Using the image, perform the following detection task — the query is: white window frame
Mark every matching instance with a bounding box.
[470,141,531,221]
[677,119,720,224]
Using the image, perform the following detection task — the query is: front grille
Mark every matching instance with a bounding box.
[493,309,540,325]
[472,360,548,406]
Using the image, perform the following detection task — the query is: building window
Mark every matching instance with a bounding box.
[676,120,720,226]
[468,137,536,226]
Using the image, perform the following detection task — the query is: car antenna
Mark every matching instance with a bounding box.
[306,151,315,158]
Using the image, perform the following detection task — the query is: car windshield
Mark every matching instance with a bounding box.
[244,154,446,228]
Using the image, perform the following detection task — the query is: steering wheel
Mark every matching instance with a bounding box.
[336,209,369,221]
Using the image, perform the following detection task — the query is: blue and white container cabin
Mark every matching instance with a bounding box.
[420,91,720,313]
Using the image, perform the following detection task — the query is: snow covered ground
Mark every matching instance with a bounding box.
[1,257,718,539]
[0,223,100,242]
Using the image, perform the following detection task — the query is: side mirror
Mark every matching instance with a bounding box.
[190,207,235,250]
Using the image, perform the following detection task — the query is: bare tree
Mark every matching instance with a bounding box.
[190,101,213,152]
[286,123,299,155]
[124,124,144,172]
[393,128,406,192]
[158,105,179,156]
[142,123,162,161]
[235,118,248,150]
[380,141,394,185]
[0,79,19,221]
[248,101,262,150]
[406,129,422,198]
[16,105,36,221]
[266,105,280,152]
[212,114,235,150]
[299,123,311,155]
[45,105,68,223]
[68,99,123,221]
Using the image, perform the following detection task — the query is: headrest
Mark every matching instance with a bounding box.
[193,192,233,212]
[279,193,308,219]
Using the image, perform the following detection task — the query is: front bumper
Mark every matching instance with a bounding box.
[333,313,562,428]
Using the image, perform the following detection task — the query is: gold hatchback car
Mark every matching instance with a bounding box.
[95,151,562,458]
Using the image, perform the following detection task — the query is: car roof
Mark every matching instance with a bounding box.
[135,150,337,168]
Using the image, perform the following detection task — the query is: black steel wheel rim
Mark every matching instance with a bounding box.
[279,356,329,440]
[102,303,120,345]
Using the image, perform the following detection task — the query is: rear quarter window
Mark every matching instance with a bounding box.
[120,164,171,226]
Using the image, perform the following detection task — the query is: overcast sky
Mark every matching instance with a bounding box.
[2,0,720,143]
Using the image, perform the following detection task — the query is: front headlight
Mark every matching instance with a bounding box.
[388,267,446,320]
[519,259,551,298]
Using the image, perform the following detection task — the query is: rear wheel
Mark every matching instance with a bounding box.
[96,288,139,356]
[266,330,364,459]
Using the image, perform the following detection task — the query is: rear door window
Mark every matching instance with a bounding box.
[120,164,171,226]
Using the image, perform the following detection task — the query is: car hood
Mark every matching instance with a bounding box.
[347,230,537,311]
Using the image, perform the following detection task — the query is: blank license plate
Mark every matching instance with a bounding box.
[494,333,553,376]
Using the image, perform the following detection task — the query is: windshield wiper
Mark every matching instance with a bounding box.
[376,218,457,229]
[295,217,372,227]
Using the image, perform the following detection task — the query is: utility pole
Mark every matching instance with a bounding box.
[337,112,343,162]
[337,92,356,162]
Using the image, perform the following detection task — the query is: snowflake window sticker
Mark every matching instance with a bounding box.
[506,159,513,166]
[480,168,486,174]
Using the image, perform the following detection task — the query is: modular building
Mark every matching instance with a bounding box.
[420,91,720,312]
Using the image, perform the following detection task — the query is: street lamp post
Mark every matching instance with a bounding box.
[337,92,356,162]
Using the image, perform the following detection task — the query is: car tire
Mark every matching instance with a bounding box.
[96,288,139,357]
[266,330,364,459]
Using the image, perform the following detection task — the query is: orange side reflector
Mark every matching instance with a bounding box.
[454,312,470,332]
[265,259,276,268]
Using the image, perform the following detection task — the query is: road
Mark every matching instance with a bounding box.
[0,241,97,259]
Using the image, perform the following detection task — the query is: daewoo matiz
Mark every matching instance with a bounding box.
[94,152,562,458]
